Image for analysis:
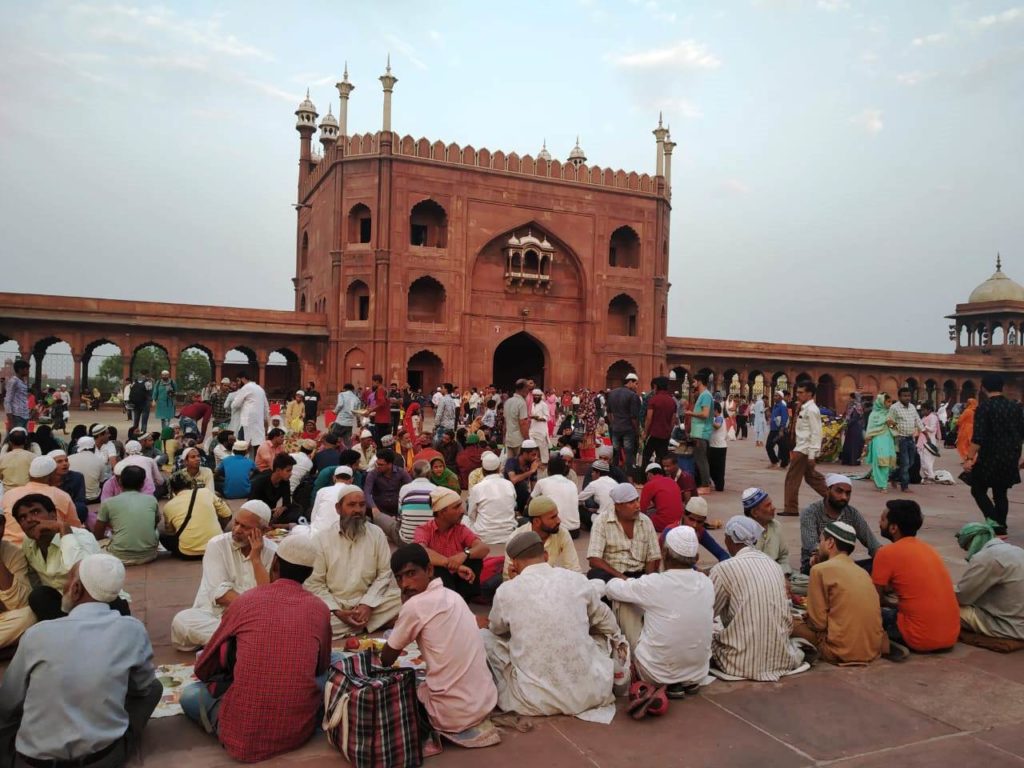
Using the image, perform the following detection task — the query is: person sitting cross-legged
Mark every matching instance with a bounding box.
[381,544,498,741]
[791,521,889,664]
[94,465,160,566]
[0,510,35,657]
[482,531,623,716]
[710,516,805,681]
[413,487,490,602]
[502,496,580,580]
[171,501,276,651]
[306,485,402,638]
[160,472,233,560]
[0,554,162,768]
[741,487,790,577]
[213,440,255,499]
[872,499,960,655]
[954,520,1024,644]
[179,534,332,763]
[602,525,714,698]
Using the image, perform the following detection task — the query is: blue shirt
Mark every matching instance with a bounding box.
[690,390,714,440]
[771,401,790,432]
[661,524,731,562]
[0,602,156,760]
[219,454,256,499]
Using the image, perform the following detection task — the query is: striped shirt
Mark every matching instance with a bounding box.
[586,509,660,575]
[398,477,436,544]
[709,548,803,681]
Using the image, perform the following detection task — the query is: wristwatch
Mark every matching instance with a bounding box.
[463,547,472,557]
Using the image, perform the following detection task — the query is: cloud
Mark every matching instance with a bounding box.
[896,70,935,86]
[384,33,428,70]
[817,0,849,11]
[850,108,883,135]
[611,39,721,70]
[643,0,678,23]
[911,32,948,46]
[974,6,1023,28]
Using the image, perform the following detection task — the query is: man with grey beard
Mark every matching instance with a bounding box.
[307,485,402,638]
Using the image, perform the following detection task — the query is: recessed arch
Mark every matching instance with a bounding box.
[346,280,370,322]
[605,359,637,390]
[343,347,368,390]
[409,199,448,248]
[178,345,215,394]
[348,203,372,244]
[609,225,640,269]
[223,346,257,381]
[992,324,1006,345]
[31,337,74,394]
[130,342,170,380]
[493,332,546,392]
[83,340,123,395]
[608,293,639,337]
[961,379,977,402]
[407,349,445,394]
[266,348,301,399]
[817,373,836,411]
[300,231,309,270]
[407,276,446,324]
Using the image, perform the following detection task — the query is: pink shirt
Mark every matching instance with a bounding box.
[413,519,478,558]
[386,578,497,732]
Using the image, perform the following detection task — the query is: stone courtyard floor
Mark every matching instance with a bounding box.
[12,412,1024,767]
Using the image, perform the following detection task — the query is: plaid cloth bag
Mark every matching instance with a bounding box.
[322,650,427,768]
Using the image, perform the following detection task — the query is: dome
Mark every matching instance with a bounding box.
[968,257,1024,304]
[519,232,543,248]
[568,137,586,162]
[507,234,521,247]
[319,105,338,129]
[295,89,318,128]
[537,140,552,162]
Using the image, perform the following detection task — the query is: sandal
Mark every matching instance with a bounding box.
[646,686,669,717]
[627,681,654,719]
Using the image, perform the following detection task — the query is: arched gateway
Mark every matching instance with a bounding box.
[492,333,545,392]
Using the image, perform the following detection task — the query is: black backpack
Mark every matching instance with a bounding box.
[129,380,149,405]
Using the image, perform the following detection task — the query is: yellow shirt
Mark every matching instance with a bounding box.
[502,522,581,580]
[162,487,232,557]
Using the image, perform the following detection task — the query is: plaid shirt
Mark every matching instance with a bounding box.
[195,579,332,762]
[887,402,923,438]
[586,509,660,574]
[208,390,230,424]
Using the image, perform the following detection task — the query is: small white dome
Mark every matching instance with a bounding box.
[968,258,1024,304]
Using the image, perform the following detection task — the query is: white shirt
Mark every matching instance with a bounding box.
[709,420,727,449]
[531,474,581,531]
[793,399,823,459]
[307,524,400,611]
[469,392,482,408]
[577,475,617,518]
[68,451,107,500]
[488,563,620,716]
[231,381,270,446]
[604,569,714,685]
[188,532,277,618]
[529,401,550,437]
[289,451,313,493]
[310,483,347,532]
[119,454,164,489]
[467,474,518,545]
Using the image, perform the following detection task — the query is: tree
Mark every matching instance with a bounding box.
[94,346,210,393]
[177,349,212,393]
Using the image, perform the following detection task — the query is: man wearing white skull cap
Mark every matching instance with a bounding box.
[1,455,79,546]
[0,553,162,767]
[171,500,277,651]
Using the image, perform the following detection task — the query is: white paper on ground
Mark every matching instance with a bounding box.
[575,703,616,724]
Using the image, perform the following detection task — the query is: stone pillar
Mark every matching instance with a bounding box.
[257,363,265,388]
[652,114,668,178]
[72,355,82,405]
[379,56,398,133]
[336,63,354,139]
[663,137,676,196]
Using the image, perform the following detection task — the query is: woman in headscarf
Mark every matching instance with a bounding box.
[840,392,865,466]
[427,456,461,493]
[403,401,421,439]
[862,393,896,491]
[956,398,978,460]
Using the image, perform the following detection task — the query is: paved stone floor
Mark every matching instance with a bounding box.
[12,412,1024,767]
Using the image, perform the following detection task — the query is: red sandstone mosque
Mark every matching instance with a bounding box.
[2,60,1022,407]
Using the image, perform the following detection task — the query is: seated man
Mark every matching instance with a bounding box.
[0,428,36,492]
[171,500,276,651]
[0,510,34,656]
[352,429,377,471]
[955,521,1024,641]
[577,459,618,526]
[503,496,580,580]
[503,439,541,513]
[381,544,497,738]
[483,531,622,716]
[741,487,790,576]
[639,463,684,532]
[397,460,436,544]
[1,455,80,545]
[160,472,232,559]
[587,482,661,648]
[873,499,960,653]
[67,435,106,504]
[49,449,89,525]
[307,485,401,638]
[671,497,729,562]
[531,454,581,538]
[710,516,804,681]
[255,427,286,472]
[13,494,128,622]
[413,487,490,602]
[660,452,697,507]
[363,448,411,545]
[249,453,302,526]
[119,440,165,495]
[800,474,882,575]
[603,525,713,697]
[313,432,342,474]
[180,534,331,762]
[94,465,160,566]
[310,465,356,532]
[170,446,215,491]
[791,521,888,664]
[467,451,518,545]
[0,554,162,768]
[213,440,255,499]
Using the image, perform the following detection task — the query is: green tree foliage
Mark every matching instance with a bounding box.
[94,347,210,393]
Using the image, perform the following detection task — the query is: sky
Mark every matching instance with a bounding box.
[1,1,1022,354]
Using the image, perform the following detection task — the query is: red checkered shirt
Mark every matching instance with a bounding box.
[195,578,332,762]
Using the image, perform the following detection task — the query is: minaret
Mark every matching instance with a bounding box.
[335,62,354,137]
[294,89,318,167]
[379,55,398,132]
[652,112,668,177]
[319,103,339,152]
[663,128,677,196]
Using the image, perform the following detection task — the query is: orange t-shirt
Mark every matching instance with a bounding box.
[872,536,960,651]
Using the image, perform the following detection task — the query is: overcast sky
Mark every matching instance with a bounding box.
[1,0,1021,354]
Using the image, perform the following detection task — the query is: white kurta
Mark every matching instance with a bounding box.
[310,484,346,532]
[484,563,620,716]
[467,474,518,545]
[170,532,277,651]
[577,475,617,518]
[223,390,241,435]
[604,569,714,685]
[531,474,581,531]
[231,381,270,447]
[307,523,401,637]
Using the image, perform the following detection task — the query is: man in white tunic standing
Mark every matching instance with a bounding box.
[171,500,276,651]
[481,531,623,716]
[306,485,401,638]
[230,372,270,451]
